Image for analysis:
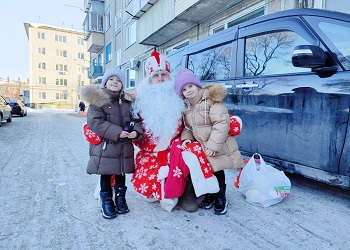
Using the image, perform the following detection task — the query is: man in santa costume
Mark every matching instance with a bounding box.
[131,51,219,212]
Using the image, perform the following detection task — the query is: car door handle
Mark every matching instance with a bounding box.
[236,82,259,89]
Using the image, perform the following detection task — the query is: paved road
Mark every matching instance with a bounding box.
[0,110,349,250]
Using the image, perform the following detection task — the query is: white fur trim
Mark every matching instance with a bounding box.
[158,166,178,212]
[154,137,172,152]
[182,151,219,197]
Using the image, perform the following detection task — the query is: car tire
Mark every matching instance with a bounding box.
[20,111,24,117]
[6,115,12,123]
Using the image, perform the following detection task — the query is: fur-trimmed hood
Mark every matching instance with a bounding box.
[80,85,133,108]
[203,83,227,103]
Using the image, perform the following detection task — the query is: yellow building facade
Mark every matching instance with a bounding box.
[24,23,90,109]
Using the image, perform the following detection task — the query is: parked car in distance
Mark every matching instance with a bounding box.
[167,9,350,189]
[7,99,27,117]
[0,95,12,126]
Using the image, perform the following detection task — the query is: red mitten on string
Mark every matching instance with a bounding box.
[83,124,103,145]
[228,115,242,136]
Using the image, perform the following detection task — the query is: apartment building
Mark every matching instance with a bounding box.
[83,0,350,89]
[24,23,90,109]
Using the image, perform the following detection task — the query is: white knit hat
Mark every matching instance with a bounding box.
[101,68,125,88]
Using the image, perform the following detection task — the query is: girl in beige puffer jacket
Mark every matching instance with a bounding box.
[175,68,244,215]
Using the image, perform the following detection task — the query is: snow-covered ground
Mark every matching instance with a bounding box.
[0,110,349,250]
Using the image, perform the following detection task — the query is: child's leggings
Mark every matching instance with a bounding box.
[100,174,126,192]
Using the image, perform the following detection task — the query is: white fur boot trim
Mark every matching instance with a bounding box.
[158,166,178,212]
[182,151,219,197]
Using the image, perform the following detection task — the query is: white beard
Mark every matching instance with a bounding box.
[133,78,185,143]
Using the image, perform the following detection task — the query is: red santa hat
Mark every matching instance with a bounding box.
[145,51,171,76]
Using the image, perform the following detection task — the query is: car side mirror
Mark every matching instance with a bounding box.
[292,45,326,68]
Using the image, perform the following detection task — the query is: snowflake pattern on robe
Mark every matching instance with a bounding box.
[131,125,183,200]
[183,142,215,179]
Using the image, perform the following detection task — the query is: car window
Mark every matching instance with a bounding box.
[167,49,185,77]
[244,31,311,76]
[188,42,232,80]
[318,20,350,70]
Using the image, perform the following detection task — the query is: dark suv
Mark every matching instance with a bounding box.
[8,99,27,117]
[168,9,350,188]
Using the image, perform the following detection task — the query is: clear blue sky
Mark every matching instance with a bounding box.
[0,0,85,81]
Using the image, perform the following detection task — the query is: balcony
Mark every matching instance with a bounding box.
[88,64,103,78]
[140,0,244,46]
[83,0,104,41]
[87,32,104,53]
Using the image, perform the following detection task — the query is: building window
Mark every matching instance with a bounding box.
[213,25,225,34]
[56,64,68,72]
[115,11,122,31]
[38,62,46,70]
[126,22,136,47]
[39,92,46,99]
[77,66,85,73]
[166,41,189,55]
[105,43,112,64]
[54,34,67,43]
[39,77,46,84]
[56,92,68,99]
[116,50,121,66]
[78,52,85,59]
[227,7,264,28]
[77,37,84,45]
[38,32,45,39]
[91,13,104,32]
[106,11,111,31]
[98,53,103,66]
[38,47,46,55]
[126,69,136,89]
[56,50,67,57]
[55,79,68,86]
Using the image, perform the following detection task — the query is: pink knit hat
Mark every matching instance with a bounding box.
[175,68,202,95]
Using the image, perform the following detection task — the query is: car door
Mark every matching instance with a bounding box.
[230,16,350,175]
[0,96,11,121]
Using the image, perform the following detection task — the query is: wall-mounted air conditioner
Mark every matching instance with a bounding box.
[129,59,139,70]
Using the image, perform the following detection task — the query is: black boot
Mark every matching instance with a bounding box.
[214,185,227,215]
[100,191,117,219]
[115,186,129,214]
[199,193,216,209]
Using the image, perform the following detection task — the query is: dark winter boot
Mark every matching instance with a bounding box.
[214,185,227,215]
[199,193,216,209]
[179,180,198,212]
[115,186,129,214]
[100,191,117,219]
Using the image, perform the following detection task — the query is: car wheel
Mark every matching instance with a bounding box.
[6,115,12,123]
[20,111,24,117]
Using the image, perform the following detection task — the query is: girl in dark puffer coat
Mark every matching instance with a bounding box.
[81,68,142,219]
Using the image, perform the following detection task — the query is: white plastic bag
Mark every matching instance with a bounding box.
[238,153,291,207]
